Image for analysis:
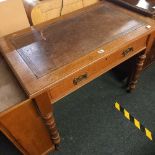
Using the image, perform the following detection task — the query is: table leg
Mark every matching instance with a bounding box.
[127,51,146,92]
[35,93,60,150]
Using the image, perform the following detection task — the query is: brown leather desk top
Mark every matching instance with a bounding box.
[12,3,144,78]
[0,1,154,98]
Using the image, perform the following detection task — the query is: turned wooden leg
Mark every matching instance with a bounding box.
[35,93,60,150]
[127,51,146,92]
[43,112,60,150]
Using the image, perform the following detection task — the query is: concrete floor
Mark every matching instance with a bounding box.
[0,63,155,155]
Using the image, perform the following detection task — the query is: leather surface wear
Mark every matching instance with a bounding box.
[11,3,144,78]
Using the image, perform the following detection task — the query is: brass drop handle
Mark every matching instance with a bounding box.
[73,73,88,85]
[122,47,134,57]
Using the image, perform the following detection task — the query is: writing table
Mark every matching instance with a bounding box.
[0,1,155,154]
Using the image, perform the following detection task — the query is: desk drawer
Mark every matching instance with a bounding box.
[49,36,147,103]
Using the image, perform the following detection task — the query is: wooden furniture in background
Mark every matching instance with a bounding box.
[0,1,155,154]
[23,0,99,25]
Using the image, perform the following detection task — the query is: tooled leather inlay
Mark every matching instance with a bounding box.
[11,3,145,78]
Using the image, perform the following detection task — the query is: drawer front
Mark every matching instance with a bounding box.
[49,36,147,103]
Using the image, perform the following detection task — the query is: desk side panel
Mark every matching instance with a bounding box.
[0,100,54,155]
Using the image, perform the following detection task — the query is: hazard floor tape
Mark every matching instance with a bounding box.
[114,102,154,141]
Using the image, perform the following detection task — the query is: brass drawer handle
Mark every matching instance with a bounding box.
[122,47,134,57]
[73,73,88,85]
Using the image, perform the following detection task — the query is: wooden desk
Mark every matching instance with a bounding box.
[0,1,155,154]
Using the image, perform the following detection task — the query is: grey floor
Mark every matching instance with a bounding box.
[0,63,155,155]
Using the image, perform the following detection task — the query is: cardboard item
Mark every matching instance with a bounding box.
[0,0,30,37]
